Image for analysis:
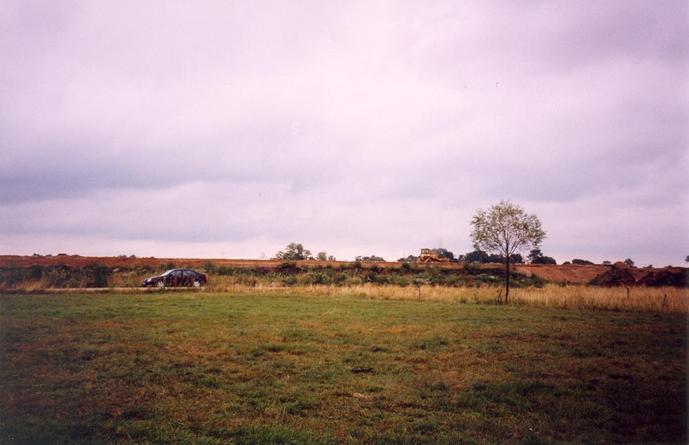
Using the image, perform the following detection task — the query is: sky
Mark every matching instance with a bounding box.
[1,0,687,265]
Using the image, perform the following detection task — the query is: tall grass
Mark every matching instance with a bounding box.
[211,283,688,314]
[510,285,688,313]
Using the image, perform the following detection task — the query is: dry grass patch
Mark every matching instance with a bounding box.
[235,284,688,313]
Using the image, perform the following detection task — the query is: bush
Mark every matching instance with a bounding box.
[474,274,499,285]
[160,262,175,271]
[304,271,328,285]
[346,277,363,286]
[282,276,298,286]
[276,261,301,274]
[463,262,482,273]
[443,274,465,287]
[83,263,110,287]
[390,274,411,287]
[29,265,43,280]
[333,272,348,286]
[370,273,390,285]
[572,259,594,265]
[0,268,31,288]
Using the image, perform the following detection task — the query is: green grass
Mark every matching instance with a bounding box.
[0,292,686,444]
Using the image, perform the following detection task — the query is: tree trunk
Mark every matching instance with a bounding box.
[505,256,510,304]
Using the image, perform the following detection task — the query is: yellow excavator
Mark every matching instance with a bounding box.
[417,248,451,264]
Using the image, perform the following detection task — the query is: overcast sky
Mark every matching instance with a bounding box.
[1,0,687,265]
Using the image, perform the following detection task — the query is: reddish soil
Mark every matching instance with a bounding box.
[512,264,609,283]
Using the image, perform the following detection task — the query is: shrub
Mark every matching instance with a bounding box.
[572,259,594,265]
[282,276,298,286]
[474,274,499,285]
[82,263,110,287]
[370,273,390,285]
[443,274,465,287]
[276,261,301,274]
[160,262,175,271]
[29,265,43,280]
[305,271,328,285]
[390,274,411,287]
[333,272,348,286]
[463,262,482,273]
[346,277,363,286]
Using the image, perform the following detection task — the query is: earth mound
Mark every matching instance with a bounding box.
[590,263,636,286]
[636,268,687,287]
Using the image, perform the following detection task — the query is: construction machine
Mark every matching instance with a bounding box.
[418,248,451,264]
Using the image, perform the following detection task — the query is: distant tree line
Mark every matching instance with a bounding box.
[274,243,335,261]
[275,242,636,270]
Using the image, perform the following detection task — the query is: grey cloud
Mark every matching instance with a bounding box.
[0,0,687,264]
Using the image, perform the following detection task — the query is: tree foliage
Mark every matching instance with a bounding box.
[463,249,489,263]
[316,251,336,261]
[433,248,455,261]
[471,201,545,258]
[274,243,313,261]
[571,258,594,265]
[463,249,523,264]
[356,255,385,262]
[470,201,545,303]
[528,249,557,265]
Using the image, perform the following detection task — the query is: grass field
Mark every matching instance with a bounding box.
[1,292,686,444]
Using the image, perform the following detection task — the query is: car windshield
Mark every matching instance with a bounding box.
[160,269,176,276]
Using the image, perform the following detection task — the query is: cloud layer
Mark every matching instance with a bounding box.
[1,0,687,264]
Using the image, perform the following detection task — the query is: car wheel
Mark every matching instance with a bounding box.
[156,281,165,288]
[192,280,201,288]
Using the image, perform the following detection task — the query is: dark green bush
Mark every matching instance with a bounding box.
[277,262,302,274]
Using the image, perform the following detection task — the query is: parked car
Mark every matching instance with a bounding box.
[142,269,207,288]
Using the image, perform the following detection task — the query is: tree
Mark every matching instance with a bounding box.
[471,201,546,303]
[462,249,523,264]
[509,253,524,264]
[571,258,593,265]
[274,243,313,261]
[355,255,385,262]
[464,249,489,263]
[623,258,635,267]
[315,251,337,261]
[434,248,455,261]
[398,255,418,263]
[685,255,689,263]
[527,248,556,265]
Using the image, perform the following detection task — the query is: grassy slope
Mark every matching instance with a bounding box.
[0,292,686,444]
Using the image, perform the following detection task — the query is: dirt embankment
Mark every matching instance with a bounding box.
[512,264,609,283]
